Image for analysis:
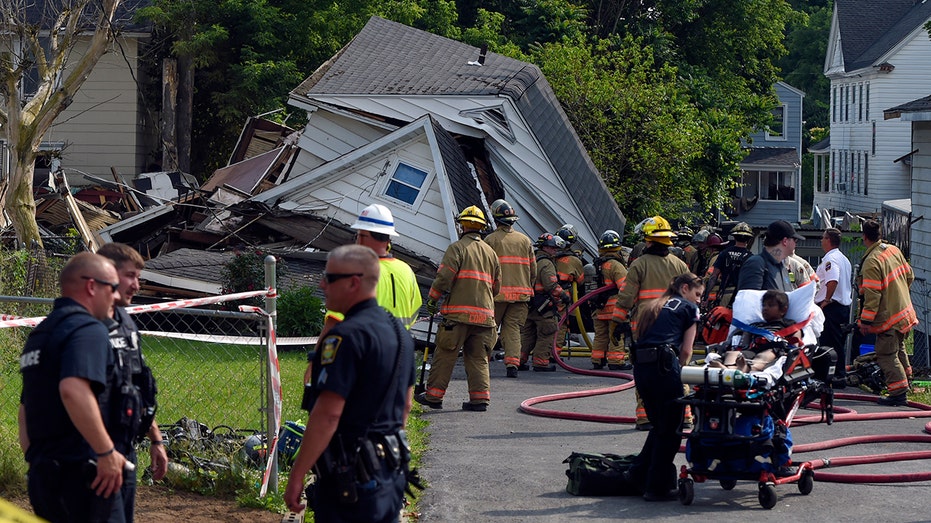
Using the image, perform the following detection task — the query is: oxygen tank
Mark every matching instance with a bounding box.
[681,366,756,388]
[583,263,598,296]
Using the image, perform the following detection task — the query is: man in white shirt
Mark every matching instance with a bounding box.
[814,227,853,386]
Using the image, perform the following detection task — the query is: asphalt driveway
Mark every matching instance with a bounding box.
[414,357,931,522]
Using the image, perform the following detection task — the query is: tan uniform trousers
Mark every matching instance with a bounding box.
[495,301,529,369]
[875,329,912,396]
[425,320,495,405]
[520,310,558,368]
[591,318,627,366]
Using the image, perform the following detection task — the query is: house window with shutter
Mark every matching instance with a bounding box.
[383,162,429,206]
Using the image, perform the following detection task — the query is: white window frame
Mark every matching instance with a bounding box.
[765,104,787,141]
[375,155,434,211]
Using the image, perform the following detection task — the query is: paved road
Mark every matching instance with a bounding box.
[415,357,931,522]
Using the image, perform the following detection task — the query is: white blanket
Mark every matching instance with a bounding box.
[728,284,824,347]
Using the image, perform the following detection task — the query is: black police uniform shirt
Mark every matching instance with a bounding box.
[20,297,112,462]
[107,306,145,454]
[302,298,415,440]
[635,296,700,349]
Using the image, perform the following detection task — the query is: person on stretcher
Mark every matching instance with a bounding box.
[709,290,801,372]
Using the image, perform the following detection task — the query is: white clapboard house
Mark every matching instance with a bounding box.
[248,16,626,266]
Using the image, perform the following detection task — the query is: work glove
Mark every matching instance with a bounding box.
[611,321,631,345]
[426,299,439,315]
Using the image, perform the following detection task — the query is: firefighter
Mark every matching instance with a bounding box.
[484,199,536,378]
[554,224,585,353]
[520,233,571,372]
[612,216,691,430]
[856,219,918,406]
[674,227,696,266]
[589,230,630,370]
[415,206,501,411]
[703,222,754,310]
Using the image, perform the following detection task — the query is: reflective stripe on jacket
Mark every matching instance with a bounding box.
[429,232,501,326]
[485,225,536,303]
[857,241,918,334]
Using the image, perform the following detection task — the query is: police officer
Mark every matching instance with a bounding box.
[19,252,128,522]
[351,204,423,329]
[416,206,500,411]
[98,242,168,522]
[857,220,918,406]
[284,245,415,521]
[521,234,571,372]
[484,199,536,378]
[589,230,630,370]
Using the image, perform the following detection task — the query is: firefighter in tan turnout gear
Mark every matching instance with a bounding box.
[612,216,691,430]
[484,199,536,378]
[554,224,585,353]
[521,233,571,372]
[856,219,919,406]
[589,230,630,370]
[415,206,501,412]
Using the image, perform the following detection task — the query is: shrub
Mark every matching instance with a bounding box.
[276,287,324,338]
[220,250,286,309]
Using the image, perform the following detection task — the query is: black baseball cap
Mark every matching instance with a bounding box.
[764,220,805,243]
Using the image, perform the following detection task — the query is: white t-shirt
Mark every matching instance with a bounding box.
[814,248,852,306]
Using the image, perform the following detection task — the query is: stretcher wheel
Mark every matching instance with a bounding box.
[758,483,777,509]
[678,478,694,506]
[798,468,814,495]
[719,478,737,491]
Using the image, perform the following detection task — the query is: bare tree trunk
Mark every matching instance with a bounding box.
[177,53,194,174]
[5,150,42,248]
[161,58,178,171]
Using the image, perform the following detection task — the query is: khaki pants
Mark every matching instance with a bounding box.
[495,301,529,369]
[875,329,911,396]
[520,310,558,367]
[425,320,495,404]
[592,318,627,366]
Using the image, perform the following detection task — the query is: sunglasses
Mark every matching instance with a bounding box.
[323,272,363,283]
[81,276,120,293]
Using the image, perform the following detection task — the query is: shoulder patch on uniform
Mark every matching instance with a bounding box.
[825,261,832,271]
[320,336,342,365]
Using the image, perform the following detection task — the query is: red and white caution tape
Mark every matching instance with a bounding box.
[240,304,283,498]
[0,289,270,329]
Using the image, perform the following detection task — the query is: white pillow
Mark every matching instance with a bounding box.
[729,284,823,344]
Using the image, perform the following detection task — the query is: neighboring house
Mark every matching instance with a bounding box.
[884,94,931,368]
[816,0,931,217]
[250,16,626,264]
[10,1,158,190]
[729,81,805,227]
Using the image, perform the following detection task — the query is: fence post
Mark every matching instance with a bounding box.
[265,255,278,492]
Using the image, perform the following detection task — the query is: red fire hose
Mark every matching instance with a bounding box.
[519,286,931,484]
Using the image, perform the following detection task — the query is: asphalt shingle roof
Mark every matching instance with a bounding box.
[742,147,800,167]
[887,94,931,113]
[836,0,931,71]
[293,16,625,238]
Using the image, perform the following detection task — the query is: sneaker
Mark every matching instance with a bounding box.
[877,393,908,407]
[461,402,487,412]
[414,392,443,409]
[506,367,518,378]
[517,363,529,371]
[636,423,653,431]
[533,364,557,372]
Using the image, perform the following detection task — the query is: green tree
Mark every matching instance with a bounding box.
[532,35,708,221]
[780,5,832,134]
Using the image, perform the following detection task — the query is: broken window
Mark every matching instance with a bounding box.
[384,162,428,205]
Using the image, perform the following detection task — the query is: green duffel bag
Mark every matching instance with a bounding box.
[563,452,640,496]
